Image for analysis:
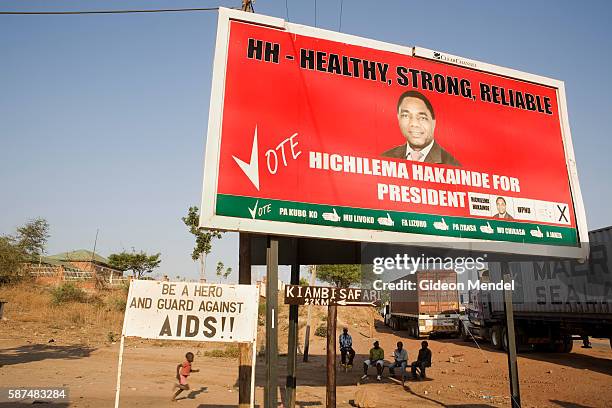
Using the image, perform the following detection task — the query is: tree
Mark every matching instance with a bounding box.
[1,218,50,284]
[317,264,361,288]
[108,251,161,279]
[182,206,222,281]
[0,236,25,284]
[16,217,50,259]
[215,261,232,282]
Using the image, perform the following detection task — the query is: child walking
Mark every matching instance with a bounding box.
[171,352,199,401]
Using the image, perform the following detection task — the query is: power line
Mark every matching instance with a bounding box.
[314,0,317,27]
[339,0,343,31]
[0,7,225,15]
[285,0,289,21]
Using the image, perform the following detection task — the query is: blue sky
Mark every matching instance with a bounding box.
[1,0,611,282]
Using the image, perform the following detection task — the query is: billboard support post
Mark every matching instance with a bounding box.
[286,239,300,408]
[503,267,521,408]
[265,237,279,408]
[239,233,253,408]
[326,305,337,408]
[303,265,317,362]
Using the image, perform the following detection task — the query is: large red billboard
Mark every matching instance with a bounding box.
[201,9,588,257]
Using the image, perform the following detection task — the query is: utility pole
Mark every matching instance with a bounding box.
[326,305,337,408]
[286,239,300,408]
[265,237,279,408]
[242,0,254,12]
[503,264,521,408]
[303,265,317,362]
[238,233,252,408]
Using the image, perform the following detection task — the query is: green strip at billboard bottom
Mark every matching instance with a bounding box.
[215,193,578,247]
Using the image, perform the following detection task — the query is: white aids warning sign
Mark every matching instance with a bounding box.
[123,280,259,343]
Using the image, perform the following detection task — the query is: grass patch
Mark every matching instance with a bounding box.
[50,283,88,305]
[106,293,127,312]
[204,344,240,358]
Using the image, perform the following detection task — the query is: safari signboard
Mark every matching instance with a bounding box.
[200,8,588,258]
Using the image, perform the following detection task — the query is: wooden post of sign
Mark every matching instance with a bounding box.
[303,265,317,362]
[265,237,279,408]
[286,239,300,408]
[326,305,337,408]
[113,280,132,408]
[239,233,253,408]
[503,265,521,408]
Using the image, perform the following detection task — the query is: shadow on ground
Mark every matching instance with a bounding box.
[0,343,95,367]
[550,400,595,408]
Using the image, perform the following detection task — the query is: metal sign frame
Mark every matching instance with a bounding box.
[200,7,589,259]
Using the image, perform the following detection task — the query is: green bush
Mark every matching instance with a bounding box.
[204,344,240,358]
[314,324,327,337]
[106,291,127,312]
[0,236,25,285]
[50,283,88,305]
[258,300,266,326]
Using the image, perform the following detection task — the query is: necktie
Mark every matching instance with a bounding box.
[409,150,423,161]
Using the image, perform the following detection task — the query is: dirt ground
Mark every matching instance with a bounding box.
[1,284,611,407]
[1,320,611,407]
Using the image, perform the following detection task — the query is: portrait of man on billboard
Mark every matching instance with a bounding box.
[382,90,461,167]
[493,196,514,219]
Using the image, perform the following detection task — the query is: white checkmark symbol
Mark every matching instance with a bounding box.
[248,200,259,219]
[233,126,260,190]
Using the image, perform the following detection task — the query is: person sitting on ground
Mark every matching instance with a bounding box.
[411,341,432,380]
[361,340,385,381]
[388,341,408,382]
[339,327,356,368]
[172,352,200,401]
[581,335,592,348]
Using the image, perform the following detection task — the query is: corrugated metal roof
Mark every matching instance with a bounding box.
[48,249,109,265]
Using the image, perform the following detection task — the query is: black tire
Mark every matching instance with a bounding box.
[491,326,503,350]
[502,326,509,352]
[562,335,573,353]
[415,325,421,339]
[460,323,470,341]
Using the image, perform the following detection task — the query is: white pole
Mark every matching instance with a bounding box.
[250,287,259,408]
[250,338,257,408]
[114,280,132,408]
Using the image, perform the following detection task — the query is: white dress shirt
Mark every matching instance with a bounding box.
[406,140,434,161]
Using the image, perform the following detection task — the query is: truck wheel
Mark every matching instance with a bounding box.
[502,327,509,352]
[562,335,573,353]
[460,323,470,341]
[415,326,421,339]
[491,326,503,350]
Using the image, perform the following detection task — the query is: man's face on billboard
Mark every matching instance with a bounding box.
[397,97,436,150]
[496,198,507,214]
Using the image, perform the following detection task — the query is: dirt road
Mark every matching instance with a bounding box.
[2,319,611,407]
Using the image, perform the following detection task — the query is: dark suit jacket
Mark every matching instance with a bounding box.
[381,141,461,167]
[493,212,514,220]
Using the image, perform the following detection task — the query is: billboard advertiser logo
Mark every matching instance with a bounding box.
[431,51,477,68]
